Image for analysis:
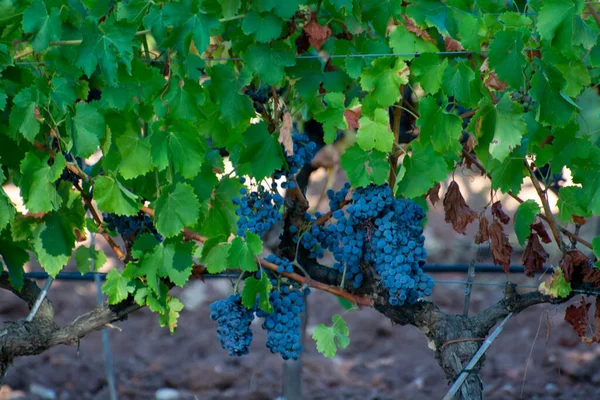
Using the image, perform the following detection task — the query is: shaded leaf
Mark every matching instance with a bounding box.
[522,233,548,277]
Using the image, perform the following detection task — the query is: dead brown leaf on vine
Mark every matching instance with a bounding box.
[522,233,548,277]
[443,181,477,234]
[560,250,590,282]
[344,107,361,131]
[303,13,332,50]
[402,15,435,43]
[492,201,510,224]
[572,215,587,225]
[426,182,441,207]
[531,221,552,244]
[444,36,463,51]
[484,73,508,91]
[565,299,590,339]
[279,112,294,155]
[490,220,513,273]
[474,216,490,244]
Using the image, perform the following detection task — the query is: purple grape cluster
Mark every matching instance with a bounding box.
[209,294,255,356]
[103,212,162,242]
[234,182,284,237]
[265,254,294,273]
[54,153,84,186]
[256,280,308,360]
[306,183,433,303]
[275,134,317,181]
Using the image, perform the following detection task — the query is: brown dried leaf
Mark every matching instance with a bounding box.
[402,15,435,43]
[484,73,508,91]
[584,297,600,344]
[561,250,591,282]
[474,216,490,244]
[565,299,590,339]
[490,220,513,273]
[34,106,43,122]
[522,233,548,277]
[480,58,490,73]
[443,181,478,234]
[295,30,310,54]
[279,112,294,155]
[465,135,476,153]
[584,268,600,287]
[492,201,510,224]
[572,215,587,225]
[426,182,441,207]
[444,36,463,51]
[303,13,332,51]
[344,107,361,131]
[531,221,552,244]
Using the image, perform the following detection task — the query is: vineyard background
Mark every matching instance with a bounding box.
[2,167,600,400]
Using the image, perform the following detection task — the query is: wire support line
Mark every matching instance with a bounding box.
[13,48,549,66]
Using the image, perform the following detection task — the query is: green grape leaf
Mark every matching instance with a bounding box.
[161,1,219,56]
[22,1,62,52]
[50,77,77,113]
[153,77,205,123]
[154,183,201,238]
[202,242,232,274]
[360,57,409,107]
[514,200,541,246]
[134,239,194,292]
[102,268,136,304]
[33,210,82,277]
[388,25,438,60]
[556,186,591,223]
[75,17,136,86]
[530,59,575,128]
[94,176,141,216]
[537,0,581,52]
[74,244,107,274]
[228,237,259,272]
[201,178,242,238]
[102,61,164,110]
[238,122,285,180]
[340,144,390,188]
[395,141,449,198]
[0,188,15,233]
[19,152,65,213]
[417,96,462,154]
[312,314,350,358]
[114,129,153,180]
[592,237,600,269]
[245,231,263,254]
[150,119,207,179]
[241,273,272,313]
[72,102,106,158]
[9,87,43,142]
[488,29,527,89]
[315,92,347,144]
[473,96,526,162]
[410,53,447,95]
[158,296,184,333]
[242,11,283,43]
[243,42,295,85]
[0,233,29,291]
[207,64,254,127]
[539,267,572,298]
[442,61,481,108]
[221,0,241,18]
[356,108,394,153]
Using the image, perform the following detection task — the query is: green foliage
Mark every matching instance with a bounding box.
[312,314,350,358]
[1,0,599,342]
